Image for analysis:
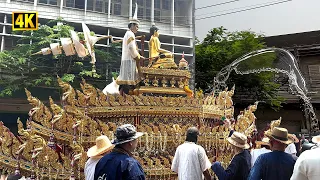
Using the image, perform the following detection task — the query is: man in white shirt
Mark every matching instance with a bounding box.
[251,137,271,167]
[291,135,320,180]
[171,127,211,180]
[84,135,114,180]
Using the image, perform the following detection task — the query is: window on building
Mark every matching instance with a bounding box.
[138,7,144,19]
[114,3,121,15]
[154,10,160,21]
[146,8,151,20]
[39,0,48,4]
[75,0,85,9]
[65,0,74,7]
[38,0,57,5]
[137,0,143,6]
[105,0,112,13]
[95,0,103,12]
[87,0,94,10]
[162,0,170,10]
[49,0,57,5]
[155,0,160,9]
[146,0,151,8]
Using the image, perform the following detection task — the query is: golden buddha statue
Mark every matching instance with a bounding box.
[148,25,178,69]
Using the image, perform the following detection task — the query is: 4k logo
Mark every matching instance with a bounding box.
[12,12,38,31]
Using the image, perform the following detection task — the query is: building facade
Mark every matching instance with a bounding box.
[0,0,195,67]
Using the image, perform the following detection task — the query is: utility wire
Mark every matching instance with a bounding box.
[196,0,293,20]
[196,0,289,18]
[196,0,240,10]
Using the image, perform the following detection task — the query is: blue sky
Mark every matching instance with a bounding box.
[195,0,320,40]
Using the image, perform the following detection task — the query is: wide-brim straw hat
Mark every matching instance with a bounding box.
[312,135,320,144]
[265,127,293,145]
[256,137,270,146]
[87,135,114,157]
[227,132,250,149]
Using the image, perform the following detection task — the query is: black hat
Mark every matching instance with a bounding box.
[112,124,144,145]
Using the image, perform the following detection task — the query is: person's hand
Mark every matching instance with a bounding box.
[140,56,145,61]
[211,161,221,170]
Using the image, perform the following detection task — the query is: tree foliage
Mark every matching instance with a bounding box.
[195,27,284,109]
[0,18,121,96]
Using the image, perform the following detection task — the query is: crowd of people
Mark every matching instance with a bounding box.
[80,122,320,180]
[0,122,319,180]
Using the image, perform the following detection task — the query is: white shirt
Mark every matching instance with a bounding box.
[251,147,271,167]
[171,142,211,180]
[285,143,297,155]
[291,147,320,180]
[84,156,102,180]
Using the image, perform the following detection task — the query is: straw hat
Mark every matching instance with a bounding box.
[87,135,114,157]
[256,137,270,146]
[312,135,320,144]
[265,127,293,145]
[112,124,144,145]
[227,132,250,149]
[288,134,299,143]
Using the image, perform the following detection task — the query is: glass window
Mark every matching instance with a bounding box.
[146,8,151,20]
[104,0,112,13]
[39,0,47,4]
[66,0,74,7]
[49,0,57,5]
[155,0,160,9]
[87,0,94,10]
[146,0,151,8]
[95,0,103,12]
[138,7,144,19]
[154,10,160,21]
[137,0,143,6]
[162,0,170,10]
[114,3,121,15]
[113,0,121,3]
[75,0,85,9]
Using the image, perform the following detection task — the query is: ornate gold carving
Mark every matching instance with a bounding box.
[57,76,76,106]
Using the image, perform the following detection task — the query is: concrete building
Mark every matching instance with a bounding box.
[0,0,195,66]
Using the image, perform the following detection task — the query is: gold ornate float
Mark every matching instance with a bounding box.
[0,76,266,179]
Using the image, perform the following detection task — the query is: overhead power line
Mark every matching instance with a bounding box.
[196,0,293,20]
[196,0,240,10]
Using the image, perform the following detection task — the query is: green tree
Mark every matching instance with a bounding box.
[196,27,284,108]
[0,18,121,96]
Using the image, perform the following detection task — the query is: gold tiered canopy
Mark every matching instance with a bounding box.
[0,77,268,179]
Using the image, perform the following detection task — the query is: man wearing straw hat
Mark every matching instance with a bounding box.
[84,135,114,180]
[94,124,145,180]
[248,127,296,180]
[251,137,271,167]
[211,131,251,180]
[290,134,320,180]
